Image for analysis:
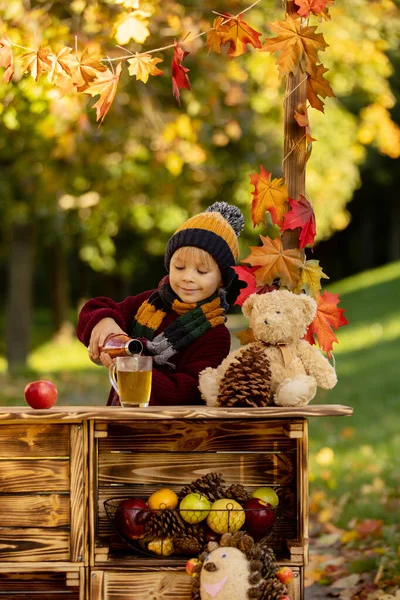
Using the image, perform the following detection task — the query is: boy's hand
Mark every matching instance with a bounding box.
[89,318,125,366]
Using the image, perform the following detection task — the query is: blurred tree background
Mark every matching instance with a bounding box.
[0,0,399,372]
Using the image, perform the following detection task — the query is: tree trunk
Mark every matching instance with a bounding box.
[6,222,35,373]
[282,0,307,251]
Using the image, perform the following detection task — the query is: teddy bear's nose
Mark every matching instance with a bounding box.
[264,318,269,325]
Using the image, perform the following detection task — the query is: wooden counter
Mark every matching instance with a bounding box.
[0,405,352,600]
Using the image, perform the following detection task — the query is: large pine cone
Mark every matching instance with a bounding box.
[217,343,274,408]
[224,483,251,505]
[260,577,287,600]
[178,472,226,502]
[146,507,186,538]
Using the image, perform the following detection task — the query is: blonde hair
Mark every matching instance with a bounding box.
[171,246,219,271]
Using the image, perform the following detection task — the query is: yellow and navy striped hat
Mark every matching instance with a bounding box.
[164,201,244,287]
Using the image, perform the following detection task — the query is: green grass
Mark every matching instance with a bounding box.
[1,261,400,526]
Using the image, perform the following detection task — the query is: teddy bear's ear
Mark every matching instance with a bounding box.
[242,294,258,318]
[299,293,317,325]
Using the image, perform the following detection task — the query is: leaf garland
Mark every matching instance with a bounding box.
[171,41,191,105]
[0,35,14,83]
[281,195,316,248]
[250,166,288,227]
[304,291,348,357]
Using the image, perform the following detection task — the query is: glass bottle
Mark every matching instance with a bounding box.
[99,333,143,358]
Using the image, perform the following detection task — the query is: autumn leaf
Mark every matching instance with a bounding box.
[84,62,122,124]
[232,265,259,306]
[127,53,163,83]
[294,0,330,18]
[219,12,262,58]
[243,235,303,290]
[206,17,230,54]
[295,259,329,298]
[172,41,190,105]
[250,166,288,227]
[114,9,151,45]
[294,103,317,146]
[72,48,107,92]
[48,46,77,83]
[20,45,52,81]
[235,328,256,345]
[0,35,14,83]
[281,195,316,248]
[261,14,328,77]
[306,63,335,112]
[305,290,348,357]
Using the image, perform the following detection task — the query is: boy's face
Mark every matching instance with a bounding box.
[170,249,222,303]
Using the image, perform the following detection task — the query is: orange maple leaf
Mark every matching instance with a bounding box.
[206,17,230,54]
[72,48,108,92]
[294,103,317,146]
[294,0,330,18]
[306,63,335,112]
[0,35,14,83]
[48,46,78,84]
[304,290,348,357]
[84,62,122,124]
[250,166,288,227]
[261,14,328,77]
[20,45,52,81]
[220,12,262,58]
[243,235,303,290]
[127,53,163,83]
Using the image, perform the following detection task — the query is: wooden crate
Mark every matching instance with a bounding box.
[0,422,86,563]
[93,418,308,565]
[89,566,302,600]
[0,566,85,600]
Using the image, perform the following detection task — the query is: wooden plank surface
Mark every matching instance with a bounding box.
[105,570,191,599]
[0,404,353,423]
[70,425,85,562]
[0,459,69,492]
[0,494,70,527]
[0,571,81,599]
[0,424,69,456]
[100,420,297,453]
[98,452,295,487]
[0,528,69,561]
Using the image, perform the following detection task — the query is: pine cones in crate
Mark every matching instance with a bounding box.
[217,343,273,407]
[178,472,226,502]
[224,483,251,505]
[146,507,186,539]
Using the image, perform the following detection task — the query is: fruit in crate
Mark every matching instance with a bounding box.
[243,497,276,541]
[207,498,245,534]
[114,498,150,540]
[148,488,178,510]
[179,493,211,524]
[148,537,174,556]
[276,567,294,584]
[24,380,58,409]
[251,486,279,507]
[185,557,200,576]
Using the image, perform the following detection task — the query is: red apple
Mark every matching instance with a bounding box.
[244,497,276,541]
[114,498,150,540]
[24,380,58,409]
[186,557,200,577]
[203,524,220,544]
[276,567,294,585]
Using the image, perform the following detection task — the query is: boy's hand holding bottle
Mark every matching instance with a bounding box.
[89,318,126,367]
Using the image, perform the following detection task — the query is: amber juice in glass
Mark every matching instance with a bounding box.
[109,356,152,407]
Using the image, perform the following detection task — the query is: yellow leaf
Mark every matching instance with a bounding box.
[48,46,78,83]
[261,14,328,77]
[235,328,256,345]
[0,35,14,83]
[115,10,151,45]
[341,530,359,544]
[127,53,163,83]
[250,166,288,227]
[243,236,303,290]
[84,62,122,124]
[206,17,230,54]
[72,48,107,92]
[294,259,329,298]
[20,45,52,81]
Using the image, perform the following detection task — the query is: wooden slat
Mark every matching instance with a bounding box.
[0,424,69,456]
[0,494,70,527]
[0,460,69,492]
[100,421,297,453]
[98,452,295,487]
[0,528,69,562]
[105,570,191,599]
[0,571,80,595]
[70,425,85,562]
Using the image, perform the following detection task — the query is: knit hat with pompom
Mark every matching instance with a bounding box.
[164,201,244,287]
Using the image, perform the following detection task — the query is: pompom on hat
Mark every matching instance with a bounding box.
[164,202,245,287]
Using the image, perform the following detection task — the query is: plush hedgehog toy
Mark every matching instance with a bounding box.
[190,532,289,600]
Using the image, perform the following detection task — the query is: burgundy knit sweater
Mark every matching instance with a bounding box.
[76,289,231,406]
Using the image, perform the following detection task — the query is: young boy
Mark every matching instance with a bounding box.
[76,201,244,406]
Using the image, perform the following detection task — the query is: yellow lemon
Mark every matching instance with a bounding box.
[148,538,174,556]
[148,488,179,510]
[207,498,245,534]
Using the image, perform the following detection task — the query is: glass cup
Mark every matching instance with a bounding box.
[109,355,153,407]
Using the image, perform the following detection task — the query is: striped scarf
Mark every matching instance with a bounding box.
[130,277,228,366]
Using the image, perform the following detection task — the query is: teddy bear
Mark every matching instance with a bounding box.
[199,289,337,407]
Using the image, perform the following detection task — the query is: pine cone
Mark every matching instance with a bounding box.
[225,483,251,505]
[178,472,226,502]
[260,576,287,600]
[173,535,203,556]
[217,343,274,408]
[146,507,186,538]
[260,544,279,580]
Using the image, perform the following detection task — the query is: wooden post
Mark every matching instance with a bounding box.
[282,0,307,251]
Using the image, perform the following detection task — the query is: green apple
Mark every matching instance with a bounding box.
[179,493,211,524]
[251,487,279,507]
[207,498,245,534]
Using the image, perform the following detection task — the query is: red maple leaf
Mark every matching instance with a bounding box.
[232,265,279,306]
[281,195,316,248]
[305,290,348,357]
[171,41,190,105]
[294,0,330,18]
